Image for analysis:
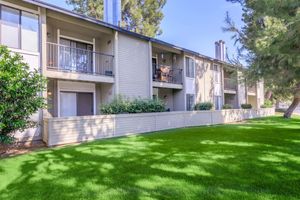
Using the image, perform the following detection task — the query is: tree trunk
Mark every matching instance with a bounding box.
[283,97,300,118]
[265,90,273,100]
[283,83,300,118]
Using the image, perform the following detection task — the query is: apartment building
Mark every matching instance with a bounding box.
[1,0,264,141]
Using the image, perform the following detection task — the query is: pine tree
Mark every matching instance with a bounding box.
[66,0,167,37]
[224,0,300,118]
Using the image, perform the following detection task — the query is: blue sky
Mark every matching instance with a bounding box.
[45,0,243,58]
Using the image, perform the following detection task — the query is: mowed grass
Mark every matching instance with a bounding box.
[1,116,300,200]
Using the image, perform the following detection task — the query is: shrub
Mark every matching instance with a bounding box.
[222,104,233,109]
[0,46,46,145]
[241,104,252,109]
[261,100,273,108]
[194,102,213,111]
[100,96,165,114]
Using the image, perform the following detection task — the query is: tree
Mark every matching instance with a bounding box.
[66,0,167,37]
[224,0,300,118]
[0,46,46,145]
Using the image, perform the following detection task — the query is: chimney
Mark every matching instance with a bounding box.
[104,0,121,26]
[215,40,226,61]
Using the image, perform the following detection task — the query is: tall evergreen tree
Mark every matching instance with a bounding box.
[66,0,167,37]
[224,0,300,118]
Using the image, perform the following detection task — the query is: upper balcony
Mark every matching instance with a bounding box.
[152,46,183,89]
[44,15,115,83]
[223,68,237,93]
[224,78,237,92]
[153,64,183,83]
[46,42,114,83]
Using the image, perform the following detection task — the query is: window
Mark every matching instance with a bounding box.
[212,64,221,83]
[214,95,222,110]
[21,11,39,52]
[0,5,39,52]
[185,57,195,78]
[1,6,20,48]
[186,94,195,111]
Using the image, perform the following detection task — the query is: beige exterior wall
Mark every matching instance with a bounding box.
[172,54,186,111]
[117,33,151,99]
[237,70,247,107]
[2,0,42,141]
[44,108,275,146]
[158,88,174,111]
[195,58,214,103]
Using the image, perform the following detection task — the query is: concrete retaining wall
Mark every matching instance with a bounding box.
[43,108,275,146]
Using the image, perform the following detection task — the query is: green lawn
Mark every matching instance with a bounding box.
[1,116,300,200]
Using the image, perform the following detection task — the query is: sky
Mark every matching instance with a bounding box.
[44,0,244,59]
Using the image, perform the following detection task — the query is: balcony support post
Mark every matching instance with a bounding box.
[149,41,153,98]
[93,38,96,74]
[57,29,60,68]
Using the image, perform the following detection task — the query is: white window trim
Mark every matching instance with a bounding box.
[0,1,39,14]
[8,47,40,56]
[59,34,94,45]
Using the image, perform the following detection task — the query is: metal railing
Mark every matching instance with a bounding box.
[46,42,114,76]
[152,64,183,84]
[224,78,237,91]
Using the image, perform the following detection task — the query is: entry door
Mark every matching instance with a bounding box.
[60,92,77,117]
[77,93,93,116]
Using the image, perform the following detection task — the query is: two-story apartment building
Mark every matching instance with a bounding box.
[1,0,264,141]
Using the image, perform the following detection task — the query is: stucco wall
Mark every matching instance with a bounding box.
[44,108,275,146]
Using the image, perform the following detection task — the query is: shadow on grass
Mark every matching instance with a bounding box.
[0,116,300,200]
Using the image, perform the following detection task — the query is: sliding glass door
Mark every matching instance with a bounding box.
[59,38,93,73]
[60,92,93,117]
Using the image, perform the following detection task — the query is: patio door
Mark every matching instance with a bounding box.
[60,92,94,117]
[59,38,93,73]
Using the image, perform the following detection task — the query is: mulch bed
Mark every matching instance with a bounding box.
[0,140,46,158]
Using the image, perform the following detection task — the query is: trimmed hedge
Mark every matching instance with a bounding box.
[100,97,165,114]
[241,104,252,109]
[222,104,233,109]
[194,102,213,111]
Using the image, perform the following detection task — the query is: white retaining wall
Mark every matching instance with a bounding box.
[43,108,275,146]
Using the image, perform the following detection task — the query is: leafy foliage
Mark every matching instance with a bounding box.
[241,104,252,109]
[0,46,46,144]
[222,104,233,110]
[100,96,165,114]
[194,102,213,111]
[66,0,167,37]
[261,100,273,108]
[225,0,300,117]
